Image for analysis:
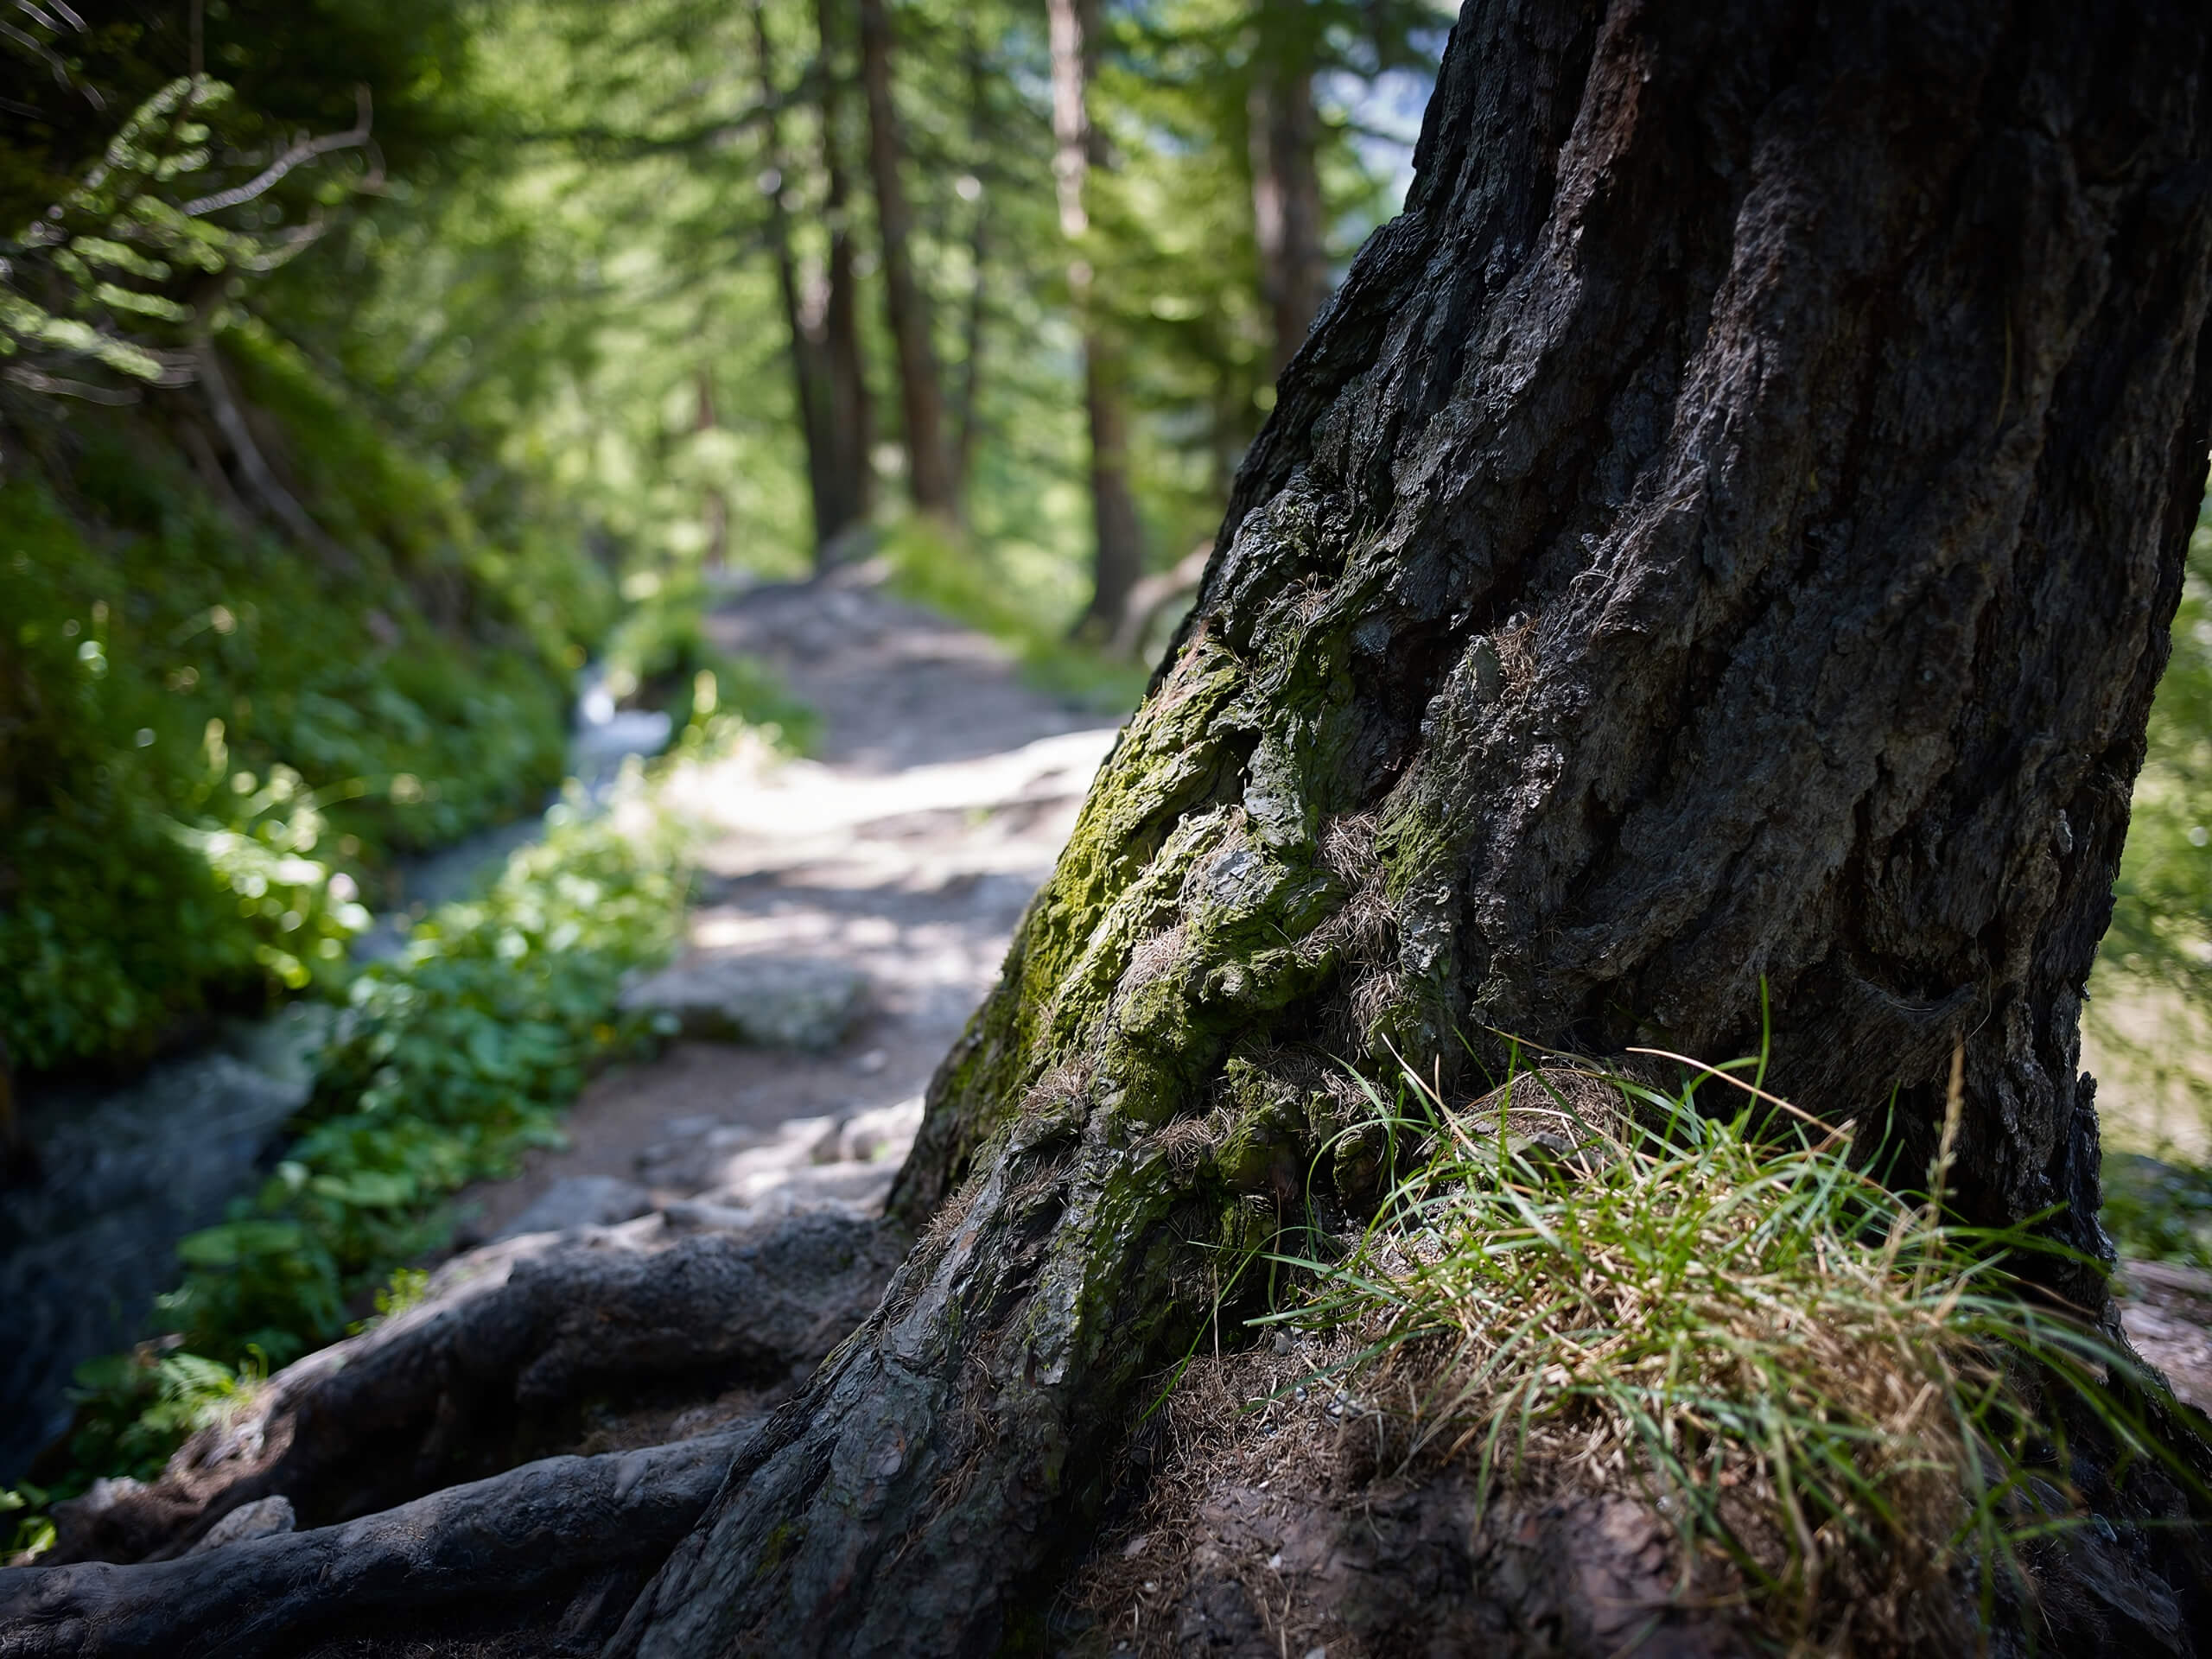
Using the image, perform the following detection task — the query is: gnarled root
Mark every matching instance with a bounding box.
[43,1208,905,1566]
[0,1424,751,1659]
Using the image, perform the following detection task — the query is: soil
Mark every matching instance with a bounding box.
[2120,1258,2212,1415]
[443,564,1119,1249]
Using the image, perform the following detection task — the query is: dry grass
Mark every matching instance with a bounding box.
[1283,1046,2174,1652]
[1084,1044,2188,1656]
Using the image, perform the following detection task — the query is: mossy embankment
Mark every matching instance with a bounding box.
[0,326,612,1077]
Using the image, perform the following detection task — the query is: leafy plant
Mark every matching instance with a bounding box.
[15,734,702,1525]
[2102,1152,2212,1270]
[159,769,689,1363]
[0,343,604,1068]
[53,1346,269,1495]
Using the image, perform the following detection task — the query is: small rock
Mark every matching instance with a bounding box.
[497,1176,657,1240]
[620,956,869,1052]
[839,1096,924,1164]
[187,1495,296,1554]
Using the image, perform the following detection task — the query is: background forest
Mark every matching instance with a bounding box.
[4,0,2212,1541]
[0,0,1438,1077]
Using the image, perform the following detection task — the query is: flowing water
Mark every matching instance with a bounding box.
[0,677,671,1480]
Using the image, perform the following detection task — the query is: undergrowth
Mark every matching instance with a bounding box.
[1167,1044,2192,1654]
[0,728,721,1554]
[1,332,610,1071]
[601,575,818,747]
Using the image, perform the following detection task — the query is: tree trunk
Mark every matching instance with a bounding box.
[753,0,841,562]
[694,368,731,573]
[1052,0,1148,638]
[610,1,2212,1649]
[949,23,991,505]
[814,0,876,558]
[0,1036,29,1188]
[856,0,956,520]
[1247,0,1328,385]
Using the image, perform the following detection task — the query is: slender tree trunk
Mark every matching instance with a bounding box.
[0,1035,29,1187]
[949,25,991,504]
[693,368,731,573]
[1052,0,1147,637]
[1248,0,1328,385]
[753,0,841,558]
[856,0,956,519]
[815,0,876,557]
[610,2,2212,1650]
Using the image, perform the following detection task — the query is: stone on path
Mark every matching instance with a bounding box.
[495,1175,658,1240]
[619,955,869,1052]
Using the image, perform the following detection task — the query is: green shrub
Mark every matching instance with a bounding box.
[878,518,1152,714]
[0,334,611,1069]
[159,767,689,1363]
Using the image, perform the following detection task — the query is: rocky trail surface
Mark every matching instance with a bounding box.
[443,565,1119,1253]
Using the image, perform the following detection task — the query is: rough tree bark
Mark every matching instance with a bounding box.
[1247,0,1330,384]
[606,1,2212,1650]
[856,0,957,519]
[6,2,2211,1653]
[1052,0,1149,639]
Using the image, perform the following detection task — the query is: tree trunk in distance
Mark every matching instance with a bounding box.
[753,0,841,559]
[606,2,2212,1649]
[949,22,991,505]
[856,0,956,520]
[1248,0,1328,385]
[815,0,875,558]
[694,368,731,573]
[1052,0,1148,638]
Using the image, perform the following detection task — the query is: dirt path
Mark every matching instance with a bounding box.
[448,567,1118,1247]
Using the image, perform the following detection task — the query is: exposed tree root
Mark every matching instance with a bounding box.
[0,1423,750,1659]
[40,1208,905,1566]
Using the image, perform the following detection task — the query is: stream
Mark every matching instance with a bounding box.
[0,678,671,1481]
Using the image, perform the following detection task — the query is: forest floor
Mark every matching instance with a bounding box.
[440,563,1119,1260]
[16,570,2212,1654]
[441,563,2212,1409]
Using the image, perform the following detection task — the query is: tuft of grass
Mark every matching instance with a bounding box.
[1270,1043,2184,1652]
